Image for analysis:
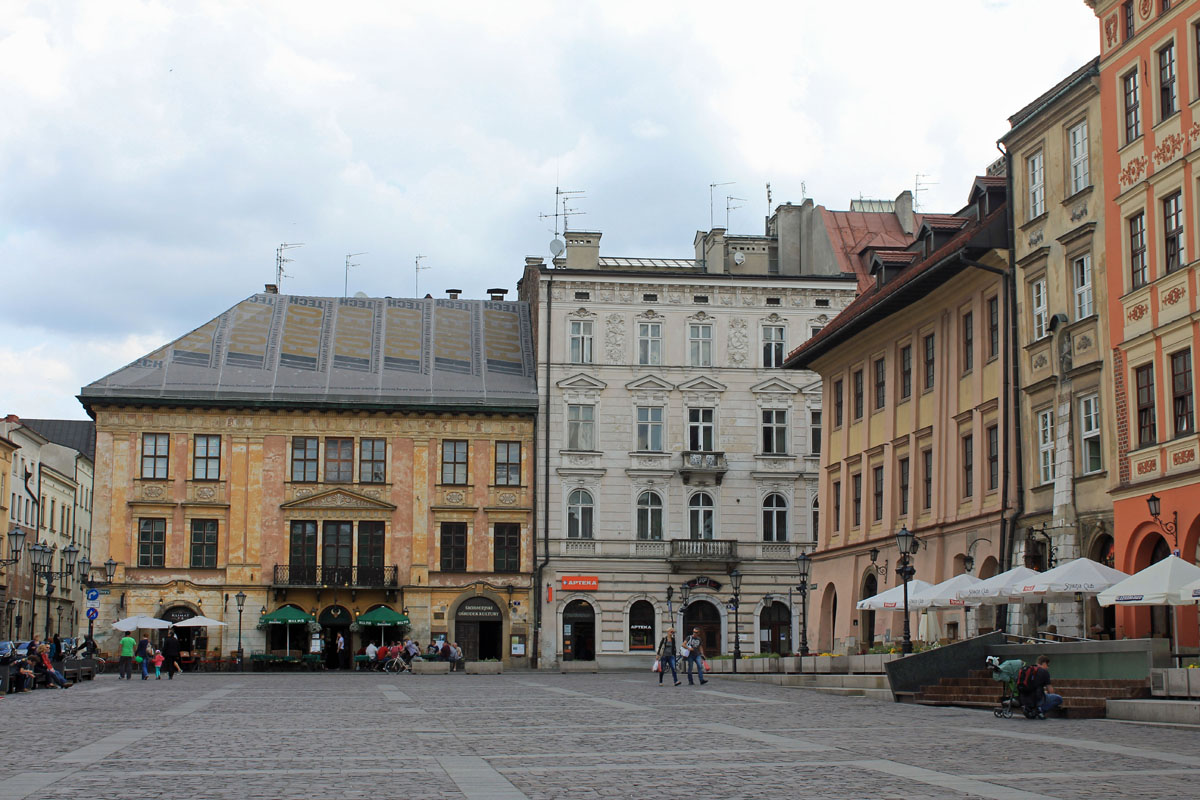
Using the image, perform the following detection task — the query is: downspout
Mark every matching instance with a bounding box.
[532,270,553,669]
[997,141,1024,580]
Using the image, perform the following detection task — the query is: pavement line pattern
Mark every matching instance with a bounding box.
[963,726,1200,768]
[697,722,833,752]
[851,758,1060,800]
[162,687,237,716]
[696,688,786,704]
[520,681,645,710]
[2,770,76,800]
[54,728,155,764]
[437,755,529,799]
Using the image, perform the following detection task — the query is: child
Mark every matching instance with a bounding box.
[152,649,165,680]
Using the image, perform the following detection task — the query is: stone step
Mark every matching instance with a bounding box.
[783,674,890,690]
[1107,699,1200,725]
[799,686,894,701]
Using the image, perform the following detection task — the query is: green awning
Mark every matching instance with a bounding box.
[356,606,410,626]
[260,606,315,624]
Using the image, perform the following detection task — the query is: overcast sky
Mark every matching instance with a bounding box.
[2,0,1099,420]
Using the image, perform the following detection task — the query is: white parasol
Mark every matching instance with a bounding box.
[909,573,983,609]
[1098,555,1200,607]
[960,566,1041,605]
[1015,557,1129,602]
[856,579,933,610]
[112,615,173,631]
[170,615,228,627]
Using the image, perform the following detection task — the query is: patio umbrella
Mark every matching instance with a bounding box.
[909,574,982,609]
[960,566,1041,605]
[170,615,228,627]
[1099,556,1200,664]
[1015,557,1129,603]
[856,579,933,610]
[355,606,410,627]
[260,606,315,652]
[112,615,173,631]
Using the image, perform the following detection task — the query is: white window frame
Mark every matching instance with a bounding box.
[1068,121,1089,194]
[567,404,595,451]
[762,493,788,542]
[636,490,663,541]
[1073,254,1093,320]
[689,323,713,367]
[810,410,822,456]
[687,407,715,452]
[688,492,715,540]
[569,320,593,364]
[761,408,788,455]
[762,325,785,368]
[637,322,661,366]
[1027,150,1045,219]
[567,489,594,539]
[1037,408,1056,485]
[1032,278,1048,340]
[1080,394,1102,475]
[636,406,664,452]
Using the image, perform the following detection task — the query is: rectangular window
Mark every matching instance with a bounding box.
[289,520,317,581]
[962,311,974,373]
[1124,69,1141,143]
[988,296,1000,359]
[1164,191,1185,272]
[570,320,593,364]
[900,345,912,399]
[1027,151,1044,218]
[1160,43,1178,119]
[322,521,353,586]
[987,424,1000,490]
[138,518,166,567]
[832,480,841,531]
[324,437,354,483]
[851,473,862,527]
[357,521,385,583]
[1172,349,1194,436]
[193,435,220,480]
[440,522,467,572]
[922,449,933,510]
[638,322,661,366]
[898,457,910,516]
[834,380,844,426]
[1124,1,1134,40]
[1130,212,1148,288]
[853,369,864,419]
[1038,408,1056,484]
[1032,278,1048,340]
[689,323,713,366]
[923,334,935,390]
[1080,395,1102,475]
[688,407,715,451]
[762,325,785,367]
[1069,120,1089,194]
[637,407,664,452]
[1136,364,1157,447]
[810,411,822,456]
[962,434,974,498]
[360,438,387,483]
[872,465,884,522]
[291,437,318,482]
[1074,254,1094,319]
[762,409,788,454]
[873,357,886,409]
[567,404,595,451]
[441,440,468,484]
[495,441,522,485]
[189,519,218,569]
[494,523,521,573]
[141,433,169,479]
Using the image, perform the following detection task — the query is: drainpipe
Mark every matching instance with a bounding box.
[532,270,553,669]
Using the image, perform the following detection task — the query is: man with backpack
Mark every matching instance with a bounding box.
[1018,655,1062,719]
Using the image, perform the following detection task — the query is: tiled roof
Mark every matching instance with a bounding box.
[919,214,970,231]
[872,250,919,266]
[21,419,96,461]
[1007,57,1100,132]
[819,209,920,289]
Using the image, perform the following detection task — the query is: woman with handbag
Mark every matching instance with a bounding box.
[656,627,681,686]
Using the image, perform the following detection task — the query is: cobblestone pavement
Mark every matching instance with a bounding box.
[2,671,1199,799]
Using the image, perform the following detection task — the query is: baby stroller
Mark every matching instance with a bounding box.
[986,656,1038,719]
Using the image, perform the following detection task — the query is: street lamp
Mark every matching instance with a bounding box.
[55,603,63,636]
[1147,493,1180,554]
[867,547,888,581]
[795,553,812,657]
[29,542,78,640]
[235,590,247,671]
[1,526,27,567]
[895,526,917,655]
[729,569,742,674]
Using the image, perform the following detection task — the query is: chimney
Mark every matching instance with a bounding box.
[264,283,279,294]
[894,190,915,235]
[565,231,602,270]
[446,289,462,300]
[487,288,508,301]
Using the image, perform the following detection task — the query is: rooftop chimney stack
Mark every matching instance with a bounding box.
[487,288,508,301]
[264,283,279,294]
[446,289,462,300]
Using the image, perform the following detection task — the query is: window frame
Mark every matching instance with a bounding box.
[567,404,596,451]
[810,410,822,456]
[567,489,594,539]
[871,464,884,522]
[762,324,785,368]
[1073,253,1094,320]
[762,492,788,542]
[1037,408,1056,485]
[360,438,387,484]
[851,473,862,528]
[324,437,354,483]
[961,311,974,374]
[687,407,715,452]
[1079,395,1102,475]
[1136,363,1158,448]
[688,491,715,540]
[636,491,663,541]
[962,434,974,499]
[988,296,1000,360]
[494,441,522,486]
[922,448,933,510]
[141,433,169,480]
[900,344,912,399]
[1160,41,1178,120]
[987,424,1000,490]
[898,456,910,517]
[439,521,468,572]
[832,480,841,532]
[853,369,864,420]
[1164,191,1185,273]
[873,357,886,410]
[1027,150,1045,219]
[1032,277,1048,340]
[1130,212,1148,288]
[291,436,319,483]
[192,435,220,481]
[637,322,661,366]
[1068,119,1089,194]
[636,406,665,452]
[1171,349,1194,437]
[923,334,936,391]
[688,323,713,367]
[569,319,594,364]
[761,408,788,455]
[189,518,218,569]
[493,522,521,573]
[1124,68,1142,144]
[138,517,166,567]
[833,379,844,427]
[440,440,469,485]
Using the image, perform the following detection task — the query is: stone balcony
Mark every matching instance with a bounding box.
[679,451,728,485]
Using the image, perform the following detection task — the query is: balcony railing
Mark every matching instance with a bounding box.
[272,565,398,588]
[679,451,728,485]
[669,539,737,560]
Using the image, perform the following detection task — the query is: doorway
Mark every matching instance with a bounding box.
[161,606,203,654]
[683,599,721,655]
[319,605,351,668]
[455,597,504,661]
[562,599,595,661]
[859,573,878,650]
[759,601,791,655]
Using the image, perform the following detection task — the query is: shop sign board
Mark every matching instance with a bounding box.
[561,575,598,591]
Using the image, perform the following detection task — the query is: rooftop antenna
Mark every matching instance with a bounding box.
[766,182,772,217]
[539,186,586,258]
[725,195,746,229]
[414,255,429,297]
[709,181,734,228]
[344,252,366,297]
[915,173,938,211]
[275,243,304,289]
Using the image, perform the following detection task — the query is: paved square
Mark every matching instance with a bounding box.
[2,671,1198,799]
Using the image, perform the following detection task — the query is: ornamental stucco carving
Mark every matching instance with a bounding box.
[728,318,749,366]
[605,313,624,364]
[445,491,465,505]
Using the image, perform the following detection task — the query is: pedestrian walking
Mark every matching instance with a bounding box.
[161,630,182,679]
[656,627,681,686]
[336,632,347,670]
[118,631,136,680]
[152,649,164,679]
[683,627,708,685]
[137,633,152,680]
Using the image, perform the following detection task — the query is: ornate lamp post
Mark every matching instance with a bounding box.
[796,553,812,657]
[235,590,247,671]
[895,526,917,655]
[729,569,742,673]
[28,542,79,641]
[2,526,27,567]
[1147,493,1180,555]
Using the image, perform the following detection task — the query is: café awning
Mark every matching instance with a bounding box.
[260,606,315,624]
[356,606,410,626]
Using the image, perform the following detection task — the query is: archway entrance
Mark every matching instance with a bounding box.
[819,584,838,653]
[1148,536,1173,640]
[683,599,721,655]
[1087,533,1116,638]
[859,574,878,651]
[455,597,503,661]
[161,606,204,654]
[562,600,595,661]
[319,605,351,669]
[759,601,790,655]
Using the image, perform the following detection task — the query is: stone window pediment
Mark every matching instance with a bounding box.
[749,377,799,395]
[625,374,675,393]
[557,373,607,392]
[280,488,396,511]
[677,375,726,394]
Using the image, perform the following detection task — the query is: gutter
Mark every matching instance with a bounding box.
[532,270,553,669]
[998,141,1023,631]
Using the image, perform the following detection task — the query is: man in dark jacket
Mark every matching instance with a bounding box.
[161,631,182,679]
[1029,655,1062,719]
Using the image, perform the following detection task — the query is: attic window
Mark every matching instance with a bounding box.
[693,295,709,304]
[815,298,831,308]
[643,293,658,303]
[766,297,781,306]
[574,291,590,301]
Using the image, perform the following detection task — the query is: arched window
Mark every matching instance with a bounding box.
[567,489,593,539]
[811,498,819,540]
[636,491,663,540]
[762,493,788,542]
[688,492,714,540]
[628,600,655,650]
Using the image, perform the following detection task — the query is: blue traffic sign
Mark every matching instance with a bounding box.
[86,608,99,620]
[85,588,100,602]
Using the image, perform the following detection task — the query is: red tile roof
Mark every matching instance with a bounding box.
[820,209,921,290]
[919,214,969,231]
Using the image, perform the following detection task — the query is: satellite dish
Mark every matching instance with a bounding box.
[549,238,565,257]
[733,251,745,265]
[354,291,368,299]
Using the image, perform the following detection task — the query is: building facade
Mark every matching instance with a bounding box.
[1003,58,1116,637]
[0,432,17,636]
[520,194,922,667]
[785,177,1012,652]
[81,289,538,666]
[1088,0,1200,645]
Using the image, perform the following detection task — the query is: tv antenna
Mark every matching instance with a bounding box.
[766,182,772,217]
[725,195,746,229]
[414,254,430,297]
[915,173,939,211]
[275,243,304,289]
[344,252,366,297]
[539,186,586,237]
[709,181,734,228]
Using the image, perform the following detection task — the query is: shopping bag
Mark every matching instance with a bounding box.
[651,659,662,673]
[680,646,691,658]
[703,660,710,671]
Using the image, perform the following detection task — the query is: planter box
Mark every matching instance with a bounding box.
[412,660,450,674]
[748,657,781,673]
[813,655,849,674]
[1167,668,1190,697]
[706,659,732,674]
[560,660,597,673]
[847,655,867,673]
[781,656,803,673]
[464,661,502,675]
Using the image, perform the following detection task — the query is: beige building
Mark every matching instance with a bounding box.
[785,177,1012,653]
[1,432,18,636]
[1002,58,1114,637]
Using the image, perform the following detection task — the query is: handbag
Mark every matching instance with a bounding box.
[651,659,662,673]
[680,646,691,658]
[703,659,711,671]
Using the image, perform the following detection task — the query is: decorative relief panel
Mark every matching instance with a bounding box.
[497,492,517,505]
[1162,287,1186,306]
[604,313,624,364]
[1119,156,1148,190]
[1152,133,1185,167]
[728,318,749,367]
[445,491,465,505]
[1126,304,1148,322]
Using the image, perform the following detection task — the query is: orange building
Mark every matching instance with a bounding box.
[1088,0,1200,644]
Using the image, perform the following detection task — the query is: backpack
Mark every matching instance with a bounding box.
[1016,665,1040,694]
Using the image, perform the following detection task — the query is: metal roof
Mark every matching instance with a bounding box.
[21,419,96,461]
[597,256,698,269]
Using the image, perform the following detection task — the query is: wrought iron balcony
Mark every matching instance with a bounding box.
[272,565,398,588]
[679,451,728,485]
[668,539,738,561]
